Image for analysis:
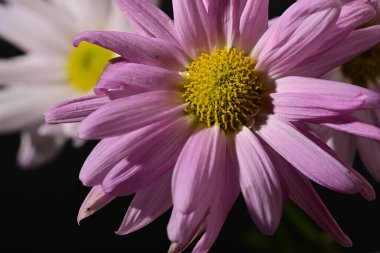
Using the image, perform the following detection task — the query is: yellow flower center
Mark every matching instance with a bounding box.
[182,48,266,133]
[341,22,380,86]
[67,41,113,92]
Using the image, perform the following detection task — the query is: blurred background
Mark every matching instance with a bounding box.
[0,0,379,252]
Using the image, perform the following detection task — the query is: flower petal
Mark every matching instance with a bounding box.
[325,130,357,166]
[271,92,364,111]
[272,152,352,247]
[17,127,65,169]
[116,0,180,46]
[172,126,226,214]
[73,31,187,70]
[275,76,380,109]
[172,0,209,58]
[78,90,185,139]
[79,120,170,186]
[235,127,286,235]
[257,116,362,194]
[97,62,183,92]
[312,114,380,142]
[287,26,380,77]
[77,185,115,224]
[238,0,269,51]
[0,85,72,133]
[253,0,341,78]
[0,56,65,84]
[102,117,192,196]
[116,171,172,235]
[192,147,240,252]
[45,95,110,124]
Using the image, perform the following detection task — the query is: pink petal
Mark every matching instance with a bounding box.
[275,76,380,109]
[273,107,341,120]
[293,121,375,201]
[78,90,185,139]
[167,206,208,251]
[73,31,187,70]
[116,171,172,235]
[45,95,110,124]
[287,25,380,77]
[77,186,115,224]
[313,114,380,142]
[252,0,341,78]
[172,126,226,214]
[172,0,209,58]
[312,0,376,55]
[102,117,193,196]
[238,0,269,52]
[97,62,183,92]
[234,127,286,235]
[271,151,352,247]
[358,135,380,181]
[79,120,165,186]
[271,92,364,111]
[192,147,240,252]
[116,0,180,46]
[326,130,357,166]
[257,116,362,194]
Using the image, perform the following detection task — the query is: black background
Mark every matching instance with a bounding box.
[1,0,380,252]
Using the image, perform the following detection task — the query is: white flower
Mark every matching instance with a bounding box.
[0,0,160,168]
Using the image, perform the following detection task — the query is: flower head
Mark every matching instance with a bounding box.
[46,0,380,252]
[0,0,159,168]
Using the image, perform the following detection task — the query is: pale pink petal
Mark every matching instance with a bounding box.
[0,56,66,84]
[306,0,375,58]
[252,0,341,78]
[256,116,362,194]
[238,0,269,51]
[78,91,185,139]
[79,120,171,186]
[287,26,380,77]
[73,31,187,70]
[116,0,180,46]
[116,171,172,235]
[97,62,183,92]
[271,92,364,111]
[45,95,110,124]
[275,76,380,109]
[293,121,375,201]
[314,114,380,142]
[172,126,226,213]
[223,1,247,48]
[326,130,357,166]
[172,0,209,58]
[273,107,341,120]
[357,112,380,182]
[102,117,193,196]
[77,185,115,224]
[192,147,240,253]
[17,127,65,169]
[234,127,285,235]
[167,205,208,250]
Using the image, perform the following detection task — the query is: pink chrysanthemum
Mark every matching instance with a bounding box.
[46,0,380,252]
[317,0,380,181]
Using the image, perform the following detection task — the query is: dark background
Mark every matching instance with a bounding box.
[1,0,379,252]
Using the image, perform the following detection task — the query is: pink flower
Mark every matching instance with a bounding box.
[317,0,380,182]
[46,0,380,252]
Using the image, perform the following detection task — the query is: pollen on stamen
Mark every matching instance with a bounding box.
[181,47,267,133]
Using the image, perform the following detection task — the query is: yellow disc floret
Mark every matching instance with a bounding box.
[67,41,113,92]
[182,48,266,133]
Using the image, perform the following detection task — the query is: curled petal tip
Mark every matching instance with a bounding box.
[167,243,180,253]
